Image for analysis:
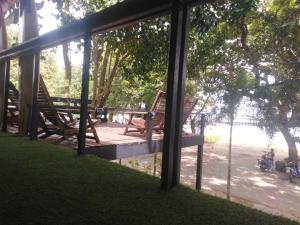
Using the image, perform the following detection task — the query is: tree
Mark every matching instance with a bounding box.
[240,0,300,163]
[189,0,299,164]
[91,31,128,108]
[197,43,255,200]
[51,0,76,100]
[97,17,169,108]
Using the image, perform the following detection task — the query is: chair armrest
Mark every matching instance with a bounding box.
[123,111,148,115]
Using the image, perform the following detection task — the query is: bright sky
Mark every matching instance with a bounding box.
[38,1,58,34]
[38,1,84,66]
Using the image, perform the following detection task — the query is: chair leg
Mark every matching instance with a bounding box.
[39,133,50,139]
[54,136,65,144]
[87,115,100,144]
[123,114,134,135]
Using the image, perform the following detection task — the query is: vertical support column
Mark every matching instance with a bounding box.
[161,1,190,190]
[196,114,205,190]
[1,60,10,132]
[146,112,153,152]
[18,0,39,136]
[0,4,8,131]
[172,4,190,186]
[29,52,40,140]
[78,32,92,155]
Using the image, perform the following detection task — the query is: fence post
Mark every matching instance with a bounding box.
[196,114,205,190]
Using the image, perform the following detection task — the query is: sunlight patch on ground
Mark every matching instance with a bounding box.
[268,195,276,200]
[248,177,276,187]
[206,153,227,161]
[294,186,300,191]
[202,186,212,191]
[204,177,227,186]
[181,156,197,163]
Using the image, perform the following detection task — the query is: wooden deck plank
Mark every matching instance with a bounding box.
[8,122,204,160]
[85,123,203,159]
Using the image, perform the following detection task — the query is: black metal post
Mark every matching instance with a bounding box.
[161,0,190,190]
[1,60,10,132]
[146,112,154,152]
[29,52,40,140]
[196,114,205,190]
[78,32,92,155]
[172,3,190,186]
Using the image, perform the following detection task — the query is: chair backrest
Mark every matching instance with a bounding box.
[8,81,19,109]
[7,81,49,130]
[149,91,166,127]
[182,97,198,124]
[150,91,197,127]
[150,91,167,113]
[37,76,65,129]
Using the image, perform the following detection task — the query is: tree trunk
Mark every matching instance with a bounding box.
[97,50,121,107]
[190,95,210,134]
[99,51,127,107]
[97,45,110,102]
[0,4,8,129]
[277,103,298,164]
[18,0,39,135]
[280,126,298,164]
[62,43,71,99]
[91,37,101,107]
[190,117,196,134]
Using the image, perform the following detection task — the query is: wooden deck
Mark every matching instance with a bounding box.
[87,123,204,160]
[7,123,204,160]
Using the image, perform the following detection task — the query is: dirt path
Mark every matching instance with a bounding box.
[121,143,300,222]
[181,143,300,221]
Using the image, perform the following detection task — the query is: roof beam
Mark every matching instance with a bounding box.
[0,0,201,61]
[0,0,172,60]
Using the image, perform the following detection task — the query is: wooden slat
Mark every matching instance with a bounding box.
[83,123,203,160]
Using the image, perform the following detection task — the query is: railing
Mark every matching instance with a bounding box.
[0,0,179,150]
[0,0,204,190]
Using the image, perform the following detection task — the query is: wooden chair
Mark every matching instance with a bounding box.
[123,91,197,135]
[7,81,48,132]
[37,76,100,143]
[7,81,19,125]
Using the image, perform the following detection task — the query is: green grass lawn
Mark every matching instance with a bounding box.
[0,132,299,225]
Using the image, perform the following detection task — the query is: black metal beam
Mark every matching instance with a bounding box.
[78,32,92,155]
[172,4,190,186]
[0,0,169,61]
[29,52,40,140]
[1,61,10,132]
[0,0,202,62]
[161,0,190,190]
[196,114,205,190]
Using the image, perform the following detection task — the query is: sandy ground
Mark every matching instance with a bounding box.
[120,143,300,222]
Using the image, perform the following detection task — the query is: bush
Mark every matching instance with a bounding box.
[205,133,221,144]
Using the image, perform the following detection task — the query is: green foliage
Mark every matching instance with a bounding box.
[40,50,83,99]
[205,133,221,144]
[105,17,170,108]
[189,0,299,161]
